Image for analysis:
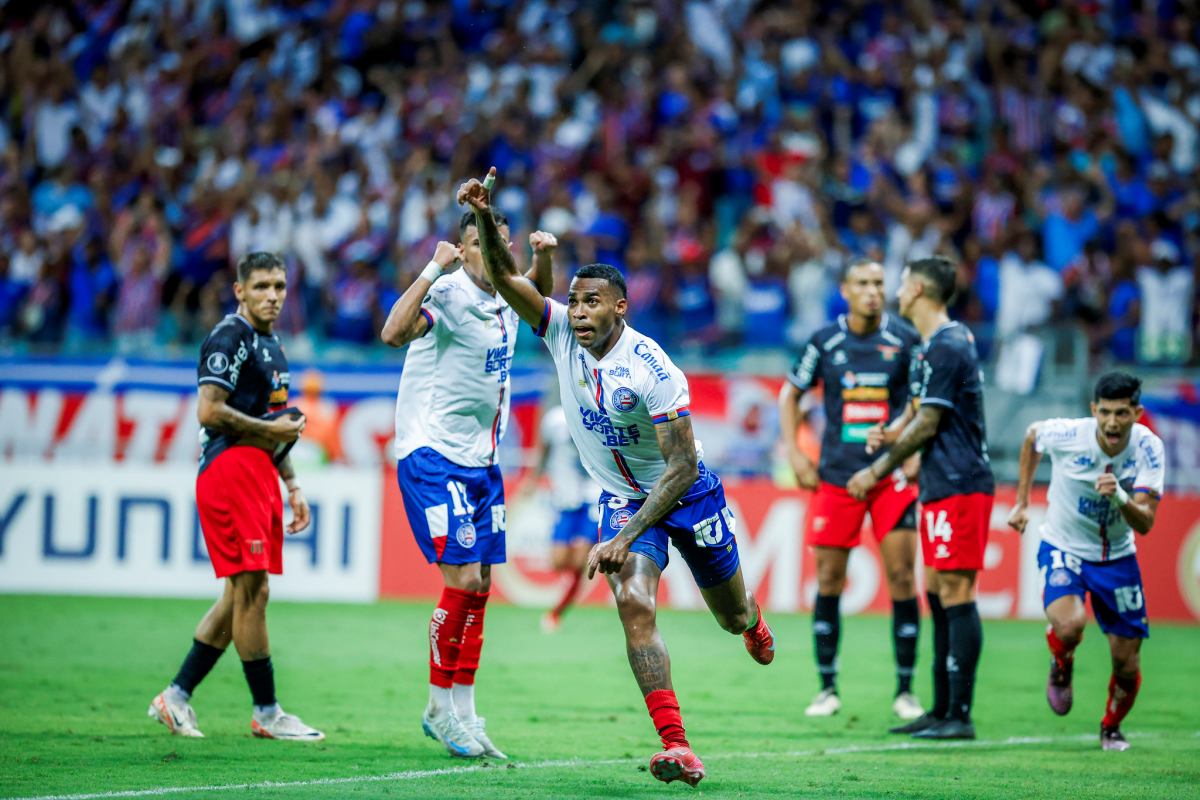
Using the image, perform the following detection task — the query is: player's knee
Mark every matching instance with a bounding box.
[614,586,656,630]
[1053,617,1086,646]
[233,573,269,609]
[885,565,915,597]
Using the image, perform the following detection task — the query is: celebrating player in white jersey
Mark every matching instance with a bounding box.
[525,404,602,632]
[1008,372,1165,752]
[458,167,775,789]
[380,208,555,760]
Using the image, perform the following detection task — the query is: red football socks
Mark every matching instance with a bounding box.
[645,689,689,749]
[453,590,489,686]
[551,570,584,619]
[429,587,473,688]
[1101,671,1141,730]
[1046,625,1077,670]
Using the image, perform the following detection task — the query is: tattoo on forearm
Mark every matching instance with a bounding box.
[628,643,671,694]
[199,385,272,437]
[474,209,518,277]
[626,419,696,538]
[277,455,295,483]
[872,407,939,477]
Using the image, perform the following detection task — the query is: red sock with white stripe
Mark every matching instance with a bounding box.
[1101,671,1141,730]
[645,689,689,749]
[551,569,584,619]
[429,587,472,710]
[1046,625,1077,670]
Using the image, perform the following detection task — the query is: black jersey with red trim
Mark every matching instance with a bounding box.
[787,314,921,486]
[909,322,994,503]
[196,314,289,474]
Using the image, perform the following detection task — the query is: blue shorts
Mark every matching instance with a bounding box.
[552,504,598,546]
[1038,540,1149,639]
[597,464,740,589]
[397,448,506,565]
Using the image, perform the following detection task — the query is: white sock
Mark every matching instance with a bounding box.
[166,683,190,702]
[452,683,476,723]
[428,684,454,715]
[253,702,281,720]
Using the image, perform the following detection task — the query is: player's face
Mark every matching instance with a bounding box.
[235,267,287,329]
[841,262,885,318]
[460,223,511,287]
[1091,397,1142,451]
[896,267,921,318]
[567,277,627,353]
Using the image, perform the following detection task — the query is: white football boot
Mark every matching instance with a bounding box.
[251,707,325,741]
[464,716,507,759]
[422,708,484,758]
[892,692,925,721]
[804,688,842,717]
[148,688,204,738]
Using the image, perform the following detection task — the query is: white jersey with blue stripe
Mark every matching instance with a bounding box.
[534,298,701,500]
[393,267,519,468]
[1035,417,1165,562]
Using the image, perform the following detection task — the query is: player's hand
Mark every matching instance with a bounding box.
[456,166,496,212]
[789,451,819,491]
[1007,503,1030,534]
[587,534,633,579]
[267,413,305,443]
[285,486,311,534]
[432,240,459,269]
[529,230,558,253]
[1095,473,1118,497]
[864,423,886,455]
[846,467,877,501]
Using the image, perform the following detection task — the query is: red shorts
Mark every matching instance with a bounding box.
[196,446,283,578]
[919,493,994,571]
[806,477,919,548]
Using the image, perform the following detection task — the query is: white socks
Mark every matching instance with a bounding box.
[453,683,476,723]
[253,702,282,721]
[428,685,454,715]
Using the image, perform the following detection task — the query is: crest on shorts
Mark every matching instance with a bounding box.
[207,352,229,374]
[455,522,477,548]
[1048,568,1072,587]
[612,387,639,412]
[610,508,634,529]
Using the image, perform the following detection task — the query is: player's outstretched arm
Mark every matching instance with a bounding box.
[457,167,547,329]
[847,405,941,500]
[588,416,699,578]
[380,241,459,347]
[778,383,818,490]
[198,384,304,444]
[1008,423,1043,533]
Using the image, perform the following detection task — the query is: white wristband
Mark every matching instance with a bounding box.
[1113,484,1130,507]
[420,260,444,283]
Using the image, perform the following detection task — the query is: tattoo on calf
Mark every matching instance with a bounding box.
[628,644,671,694]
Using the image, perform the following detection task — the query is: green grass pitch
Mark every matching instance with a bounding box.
[1,594,1197,799]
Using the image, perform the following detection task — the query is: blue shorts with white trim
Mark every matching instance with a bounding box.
[396,447,506,565]
[597,462,740,589]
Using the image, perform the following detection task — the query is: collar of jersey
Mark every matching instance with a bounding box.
[838,312,889,337]
[579,321,632,366]
[451,267,506,308]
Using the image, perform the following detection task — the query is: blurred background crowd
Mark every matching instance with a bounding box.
[0,0,1198,368]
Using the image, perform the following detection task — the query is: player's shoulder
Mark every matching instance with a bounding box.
[812,320,848,352]
[882,315,920,347]
[926,322,975,360]
[1131,423,1165,461]
[426,270,471,309]
[202,314,250,349]
[1037,416,1092,443]
[624,327,682,386]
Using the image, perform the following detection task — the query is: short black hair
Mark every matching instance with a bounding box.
[236,252,285,283]
[906,256,958,305]
[1094,371,1142,405]
[841,258,882,283]
[573,263,627,298]
[459,209,509,238]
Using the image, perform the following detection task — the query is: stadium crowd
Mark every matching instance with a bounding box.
[0,0,1197,365]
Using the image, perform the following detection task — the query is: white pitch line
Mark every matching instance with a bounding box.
[0,732,1161,800]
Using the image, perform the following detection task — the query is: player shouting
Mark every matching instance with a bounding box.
[848,256,994,740]
[149,252,323,742]
[380,208,554,759]
[458,167,775,788]
[1008,372,1163,751]
[779,259,924,720]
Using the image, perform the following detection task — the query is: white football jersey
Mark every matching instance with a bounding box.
[539,405,601,510]
[393,267,519,467]
[1035,417,1165,562]
[536,298,702,499]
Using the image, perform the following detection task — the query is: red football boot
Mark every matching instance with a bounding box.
[742,606,776,665]
[649,746,706,787]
